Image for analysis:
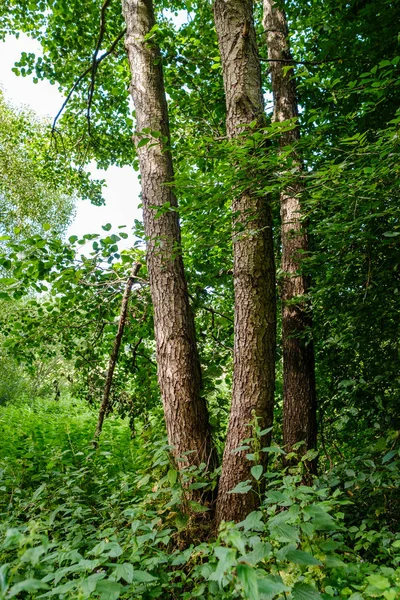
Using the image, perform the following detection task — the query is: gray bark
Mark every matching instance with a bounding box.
[263,0,317,471]
[122,0,216,474]
[214,0,276,524]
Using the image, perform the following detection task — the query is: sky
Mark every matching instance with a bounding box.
[0,33,142,247]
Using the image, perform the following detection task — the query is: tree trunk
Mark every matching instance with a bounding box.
[93,262,141,445]
[214,0,276,525]
[263,0,317,471]
[122,0,216,474]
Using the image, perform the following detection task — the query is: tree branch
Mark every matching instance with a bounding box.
[87,0,113,135]
[51,27,126,133]
[260,57,342,66]
[93,262,141,445]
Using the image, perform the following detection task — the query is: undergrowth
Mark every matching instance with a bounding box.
[0,399,399,599]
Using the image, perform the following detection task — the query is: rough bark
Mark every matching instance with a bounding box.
[122,0,216,474]
[263,0,317,470]
[214,0,276,524]
[94,263,141,445]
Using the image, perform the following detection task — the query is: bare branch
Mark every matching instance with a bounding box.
[93,263,141,445]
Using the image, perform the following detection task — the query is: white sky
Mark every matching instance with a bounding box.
[0,34,141,247]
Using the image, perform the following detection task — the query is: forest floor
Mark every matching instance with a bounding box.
[0,398,399,599]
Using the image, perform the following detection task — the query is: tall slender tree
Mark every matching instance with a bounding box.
[122,0,216,474]
[263,0,317,469]
[213,0,276,524]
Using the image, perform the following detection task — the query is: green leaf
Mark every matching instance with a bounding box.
[137,138,150,148]
[114,563,134,584]
[382,449,397,463]
[251,465,263,481]
[261,446,286,455]
[366,574,391,590]
[269,523,300,543]
[188,500,209,513]
[131,570,157,583]
[229,480,252,494]
[8,579,49,597]
[237,564,259,600]
[257,575,290,599]
[96,579,123,600]
[79,573,105,596]
[20,545,46,565]
[211,547,237,584]
[167,469,178,486]
[324,554,346,568]
[292,583,323,600]
[239,511,264,532]
[285,549,322,566]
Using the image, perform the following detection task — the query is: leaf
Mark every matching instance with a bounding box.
[211,547,237,584]
[32,482,47,500]
[8,579,49,597]
[382,449,397,463]
[131,570,157,583]
[20,545,46,565]
[257,575,290,599]
[261,446,286,455]
[243,541,272,565]
[229,480,252,494]
[285,549,322,566]
[114,563,134,584]
[366,574,391,590]
[137,138,150,148]
[107,542,123,557]
[237,564,259,600]
[188,500,209,513]
[167,469,178,486]
[324,554,346,568]
[96,579,123,600]
[239,511,264,532]
[79,573,105,596]
[292,583,323,600]
[259,427,273,436]
[269,523,300,543]
[251,465,263,481]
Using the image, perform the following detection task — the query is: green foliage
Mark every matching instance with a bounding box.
[0,1,399,598]
[0,399,399,599]
[0,92,103,238]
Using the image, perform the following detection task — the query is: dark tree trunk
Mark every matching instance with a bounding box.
[263,0,317,472]
[214,0,276,525]
[122,0,216,475]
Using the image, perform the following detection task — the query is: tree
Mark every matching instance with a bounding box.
[1,0,399,535]
[263,0,317,469]
[122,0,216,476]
[0,91,102,237]
[213,0,276,524]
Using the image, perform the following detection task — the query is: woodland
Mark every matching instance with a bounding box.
[0,0,399,598]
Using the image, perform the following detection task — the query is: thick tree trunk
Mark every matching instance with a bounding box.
[122,0,216,474]
[263,0,317,470]
[214,0,276,525]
